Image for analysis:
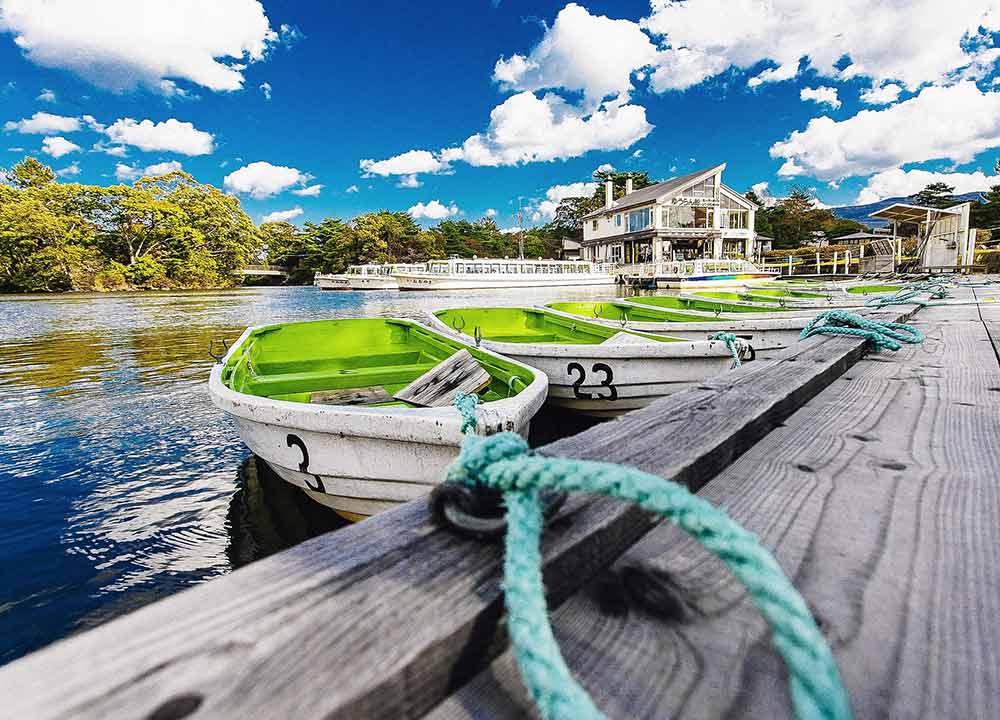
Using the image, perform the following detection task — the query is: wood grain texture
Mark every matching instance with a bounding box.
[0,307,919,720]
[427,295,1000,720]
[310,386,393,405]
[394,349,491,407]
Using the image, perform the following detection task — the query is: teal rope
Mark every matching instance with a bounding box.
[799,310,923,352]
[864,279,950,308]
[454,391,481,434]
[446,399,852,720]
[710,331,742,368]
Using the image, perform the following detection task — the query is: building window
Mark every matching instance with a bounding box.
[592,219,598,231]
[670,206,695,228]
[694,208,713,229]
[610,245,623,263]
[723,210,747,229]
[615,214,622,226]
[627,208,652,232]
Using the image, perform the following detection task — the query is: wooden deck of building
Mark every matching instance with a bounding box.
[2,284,999,719]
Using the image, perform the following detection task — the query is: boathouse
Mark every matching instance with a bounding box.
[580,163,758,267]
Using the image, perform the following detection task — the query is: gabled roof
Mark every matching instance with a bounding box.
[581,163,728,220]
[869,202,965,224]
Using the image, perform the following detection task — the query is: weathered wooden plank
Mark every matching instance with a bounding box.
[394,349,491,407]
[309,386,393,405]
[427,302,1000,719]
[0,306,919,720]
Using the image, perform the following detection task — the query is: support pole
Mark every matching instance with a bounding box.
[833,250,838,275]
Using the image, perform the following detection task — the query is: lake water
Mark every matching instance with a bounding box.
[0,283,628,664]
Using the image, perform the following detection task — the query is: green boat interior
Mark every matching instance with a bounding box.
[743,288,829,299]
[692,291,786,305]
[846,284,904,294]
[627,294,798,314]
[221,318,535,406]
[546,301,721,324]
[434,307,681,344]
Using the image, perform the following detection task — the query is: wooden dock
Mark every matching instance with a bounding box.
[3,286,999,719]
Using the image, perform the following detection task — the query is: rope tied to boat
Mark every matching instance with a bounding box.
[710,331,742,368]
[453,391,482,435]
[799,310,924,352]
[436,399,852,720]
[863,279,950,308]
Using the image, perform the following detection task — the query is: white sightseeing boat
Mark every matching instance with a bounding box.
[619,258,778,289]
[315,263,426,291]
[208,317,548,519]
[429,307,748,418]
[394,258,616,291]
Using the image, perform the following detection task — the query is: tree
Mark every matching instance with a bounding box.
[2,157,56,189]
[912,182,955,208]
[353,211,423,263]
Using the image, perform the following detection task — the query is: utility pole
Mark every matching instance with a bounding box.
[515,197,525,259]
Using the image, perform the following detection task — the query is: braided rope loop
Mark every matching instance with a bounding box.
[453,391,481,434]
[444,433,853,720]
[710,331,742,368]
[798,310,924,352]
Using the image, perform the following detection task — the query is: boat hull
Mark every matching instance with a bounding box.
[347,275,399,290]
[209,323,548,519]
[654,272,779,289]
[315,274,351,291]
[394,272,616,291]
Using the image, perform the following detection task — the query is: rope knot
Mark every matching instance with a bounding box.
[446,432,530,488]
[710,331,744,368]
[453,391,482,434]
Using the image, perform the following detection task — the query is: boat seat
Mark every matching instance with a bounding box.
[254,350,425,375]
[245,362,438,397]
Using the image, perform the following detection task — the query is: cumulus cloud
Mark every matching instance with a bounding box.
[360,149,448,178]
[114,159,183,181]
[4,111,80,134]
[41,136,80,158]
[259,82,272,101]
[93,142,127,157]
[532,180,598,220]
[771,82,1000,181]
[223,161,311,198]
[408,200,459,220]
[55,162,80,177]
[291,183,323,197]
[642,0,1000,91]
[859,83,902,106]
[82,115,105,132]
[396,174,422,188]
[486,208,497,216]
[345,184,359,193]
[0,0,281,94]
[855,168,998,204]
[36,88,55,103]
[262,207,304,223]
[493,3,657,109]
[595,162,615,174]
[104,118,213,156]
[750,181,778,207]
[443,92,652,168]
[800,86,841,109]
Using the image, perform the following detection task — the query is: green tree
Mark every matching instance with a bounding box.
[2,157,56,189]
[912,182,956,208]
[354,211,422,263]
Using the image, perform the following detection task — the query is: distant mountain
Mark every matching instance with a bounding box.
[831,192,987,227]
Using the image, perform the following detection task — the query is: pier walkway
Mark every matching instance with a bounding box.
[3,286,999,719]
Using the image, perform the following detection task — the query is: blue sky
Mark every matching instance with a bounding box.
[2,0,999,227]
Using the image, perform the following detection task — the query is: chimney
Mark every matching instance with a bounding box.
[625,176,634,195]
[605,179,613,208]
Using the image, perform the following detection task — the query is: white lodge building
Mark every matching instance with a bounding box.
[580,163,758,269]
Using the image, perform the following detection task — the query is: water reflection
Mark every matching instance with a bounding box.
[0,283,629,665]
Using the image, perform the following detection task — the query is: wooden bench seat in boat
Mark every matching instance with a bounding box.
[244,361,438,397]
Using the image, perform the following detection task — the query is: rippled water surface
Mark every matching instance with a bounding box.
[0,284,625,663]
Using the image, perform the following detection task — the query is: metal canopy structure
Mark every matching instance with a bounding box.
[868,201,974,271]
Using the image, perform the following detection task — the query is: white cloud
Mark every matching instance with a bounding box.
[93,142,127,157]
[396,174,422,188]
[260,82,272,101]
[36,87,55,103]
[291,183,323,197]
[485,208,497,216]
[493,3,657,109]
[532,180,598,220]
[800,86,841,109]
[105,118,214,156]
[408,199,459,220]
[595,162,614,174]
[360,149,448,178]
[41,136,80,158]
[771,82,1000,181]
[4,111,80,134]
[114,159,182,181]
[859,83,902,106]
[262,207,304,224]
[82,115,105,132]
[445,91,652,167]
[223,161,310,199]
[631,149,643,158]
[750,181,778,207]
[345,184,359,193]
[55,161,80,177]
[642,0,1000,91]
[855,168,998,204]
[0,0,280,94]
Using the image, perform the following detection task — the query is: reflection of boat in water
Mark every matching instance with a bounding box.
[226,455,347,568]
[209,317,546,520]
